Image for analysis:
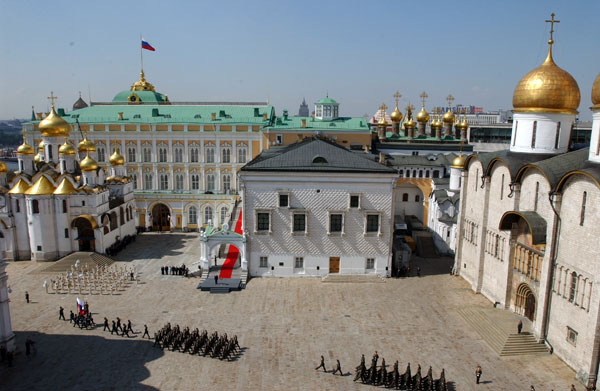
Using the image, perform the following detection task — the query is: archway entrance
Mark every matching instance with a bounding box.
[516,283,536,321]
[72,217,96,252]
[152,203,171,231]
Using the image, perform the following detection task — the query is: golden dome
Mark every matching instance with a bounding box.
[403,118,416,129]
[109,149,125,166]
[8,178,30,194]
[54,177,76,195]
[459,116,469,130]
[0,161,6,173]
[17,137,34,155]
[591,72,600,109]
[416,107,429,123]
[77,136,96,153]
[451,155,466,169]
[390,106,403,123]
[39,106,71,137]
[25,175,56,195]
[34,154,41,164]
[80,154,98,172]
[442,109,455,124]
[512,45,580,114]
[377,115,388,128]
[130,70,156,92]
[59,140,76,156]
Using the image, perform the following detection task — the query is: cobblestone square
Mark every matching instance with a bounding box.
[0,233,576,390]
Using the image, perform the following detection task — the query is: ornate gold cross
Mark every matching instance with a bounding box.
[420,92,428,108]
[545,13,559,43]
[446,94,454,109]
[47,91,58,107]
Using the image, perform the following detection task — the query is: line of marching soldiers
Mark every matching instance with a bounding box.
[153,323,241,361]
[353,352,447,390]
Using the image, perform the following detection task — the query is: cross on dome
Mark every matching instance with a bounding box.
[420,92,428,107]
[47,91,58,108]
[446,94,454,109]
[545,13,560,44]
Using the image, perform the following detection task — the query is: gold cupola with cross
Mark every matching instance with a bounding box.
[390,92,403,123]
[38,92,71,138]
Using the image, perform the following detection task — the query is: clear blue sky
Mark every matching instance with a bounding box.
[1,0,599,121]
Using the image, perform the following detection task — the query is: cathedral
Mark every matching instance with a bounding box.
[455,16,600,387]
[0,97,136,261]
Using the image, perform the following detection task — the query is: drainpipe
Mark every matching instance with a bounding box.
[542,190,561,350]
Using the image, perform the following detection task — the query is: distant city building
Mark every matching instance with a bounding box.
[297,98,309,117]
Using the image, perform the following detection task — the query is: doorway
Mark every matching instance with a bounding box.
[329,257,340,273]
[516,283,536,321]
[152,203,171,231]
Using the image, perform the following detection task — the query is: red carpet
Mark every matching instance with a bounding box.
[218,209,243,279]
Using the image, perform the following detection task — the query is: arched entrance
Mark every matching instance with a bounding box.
[516,283,536,321]
[72,216,96,252]
[152,203,171,231]
[200,222,246,272]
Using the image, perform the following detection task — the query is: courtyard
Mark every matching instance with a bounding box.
[1,232,576,390]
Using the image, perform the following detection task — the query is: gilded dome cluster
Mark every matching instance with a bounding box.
[39,106,71,137]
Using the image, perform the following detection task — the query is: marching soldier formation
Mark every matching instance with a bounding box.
[350,352,447,390]
[153,323,241,361]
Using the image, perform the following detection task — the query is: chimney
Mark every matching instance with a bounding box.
[57,108,66,116]
[378,153,385,164]
[301,119,306,128]
[262,113,267,121]
[117,112,124,120]
[211,112,216,121]
[283,110,288,120]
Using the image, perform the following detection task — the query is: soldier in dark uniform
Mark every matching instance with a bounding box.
[69,310,75,324]
[143,325,150,339]
[372,351,379,367]
[333,359,343,375]
[59,306,65,320]
[121,324,130,337]
[111,320,118,335]
[127,320,133,333]
[116,317,122,332]
[315,355,326,372]
[103,317,109,331]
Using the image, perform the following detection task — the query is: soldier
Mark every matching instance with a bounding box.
[333,359,343,375]
[315,355,326,372]
[69,310,75,323]
[111,320,118,335]
[143,325,150,339]
[116,317,122,332]
[59,306,65,321]
[25,291,30,303]
[372,351,379,367]
[356,354,365,371]
[103,317,109,331]
[127,320,133,333]
[518,319,523,334]
[122,323,130,337]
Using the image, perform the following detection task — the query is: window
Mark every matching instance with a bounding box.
[569,272,577,302]
[294,257,304,269]
[64,228,69,238]
[554,122,561,149]
[500,174,505,200]
[222,174,231,192]
[174,148,183,163]
[206,174,215,192]
[31,200,39,214]
[402,193,408,202]
[350,195,360,208]
[275,134,283,144]
[62,199,67,213]
[257,212,270,231]
[238,148,247,163]
[143,148,152,162]
[279,194,289,207]
[366,258,375,270]
[190,148,199,163]
[15,199,20,213]
[175,174,184,190]
[204,207,213,224]
[188,206,197,225]
[120,207,125,225]
[220,207,227,224]
[191,175,200,190]
[293,213,306,232]
[222,148,231,163]
[531,121,537,148]
[534,182,540,211]
[97,147,105,162]
[132,174,137,190]
[567,327,577,346]
[513,121,518,146]
[128,148,136,162]
[160,175,168,190]
[19,161,23,171]
[415,195,420,202]
[259,256,268,268]
[329,213,343,233]
[158,147,167,162]
[205,147,215,163]
[366,214,379,233]
[580,191,587,226]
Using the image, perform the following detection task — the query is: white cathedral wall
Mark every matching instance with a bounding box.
[11,197,30,259]
[54,197,73,257]
[26,196,59,261]
[244,173,394,277]
[510,112,574,154]
[546,176,600,382]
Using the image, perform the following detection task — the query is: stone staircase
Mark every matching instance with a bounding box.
[321,274,386,283]
[456,307,548,356]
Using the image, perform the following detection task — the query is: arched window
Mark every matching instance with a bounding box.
[174,148,183,163]
[580,191,587,226]
[32,199,39,214]
[206,174,215,191]
[160,174,168,190]
[190,148,199,162]
[222,174,231,192]
[120,207,125,225]
[222,148,231,163]
[110,212,118,230]
[144,174,153,190]
[206,147,215,163]
[143,148,152,162]
[220,207,227,224]
[62,199,68,213]
[159,147,167,162]
[97,147,105,162]
[132,174,137,190]
[191,174,200,190]
[569,272,577,302]
[175,174,184,190]
[128,148,136,162]
[238,148,247,163]
[204,207,213,225]
[188,206,197,225]
[531,121,537,148]
[402,193,408,202]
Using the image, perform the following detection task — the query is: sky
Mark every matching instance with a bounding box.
[0,0,599,121]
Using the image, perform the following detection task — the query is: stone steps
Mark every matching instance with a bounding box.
[321,274,386,283]
[456,308,548,357]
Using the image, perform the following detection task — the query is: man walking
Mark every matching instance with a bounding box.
[59,306,65,321]
[103,317,109,331]
[143,325,150,339]
[333,359,343,375]
[475,365,482,384]
[315,355,326,372]
[25,291,30,303]
[518,320,523,334]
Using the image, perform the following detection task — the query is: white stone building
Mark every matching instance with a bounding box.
[455,22,600,388]
[240,138,397,277]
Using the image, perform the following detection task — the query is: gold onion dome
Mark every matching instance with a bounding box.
[59,140,76,156]
[390,106,403,123]
[591,71,600,109]
[109,150,125,166]
[377,115,388,127]
[17,137,34,155]
[0,161,6,173]
[25,175,56,195]
[34,155,41,164]
[451,155,466,169]
[80,154,98,172]
[512,43,580,114]
[39,106,71,137]
[416,107,429,123]
[442,109,455,124]
[431,112,443,130]
[77,136,96,153]
[130,70,156,92]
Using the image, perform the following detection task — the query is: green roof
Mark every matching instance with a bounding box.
[315,97,338,105]
[112,90,166,103]
[25,104,275,126]
[267,116,368,132]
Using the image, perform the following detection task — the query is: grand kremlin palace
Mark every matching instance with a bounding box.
[20,71,371,233]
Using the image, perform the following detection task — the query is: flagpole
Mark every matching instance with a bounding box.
[140,34,143,72]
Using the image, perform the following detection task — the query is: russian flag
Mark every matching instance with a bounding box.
[76,297,84,315]
[141,39,155,51]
